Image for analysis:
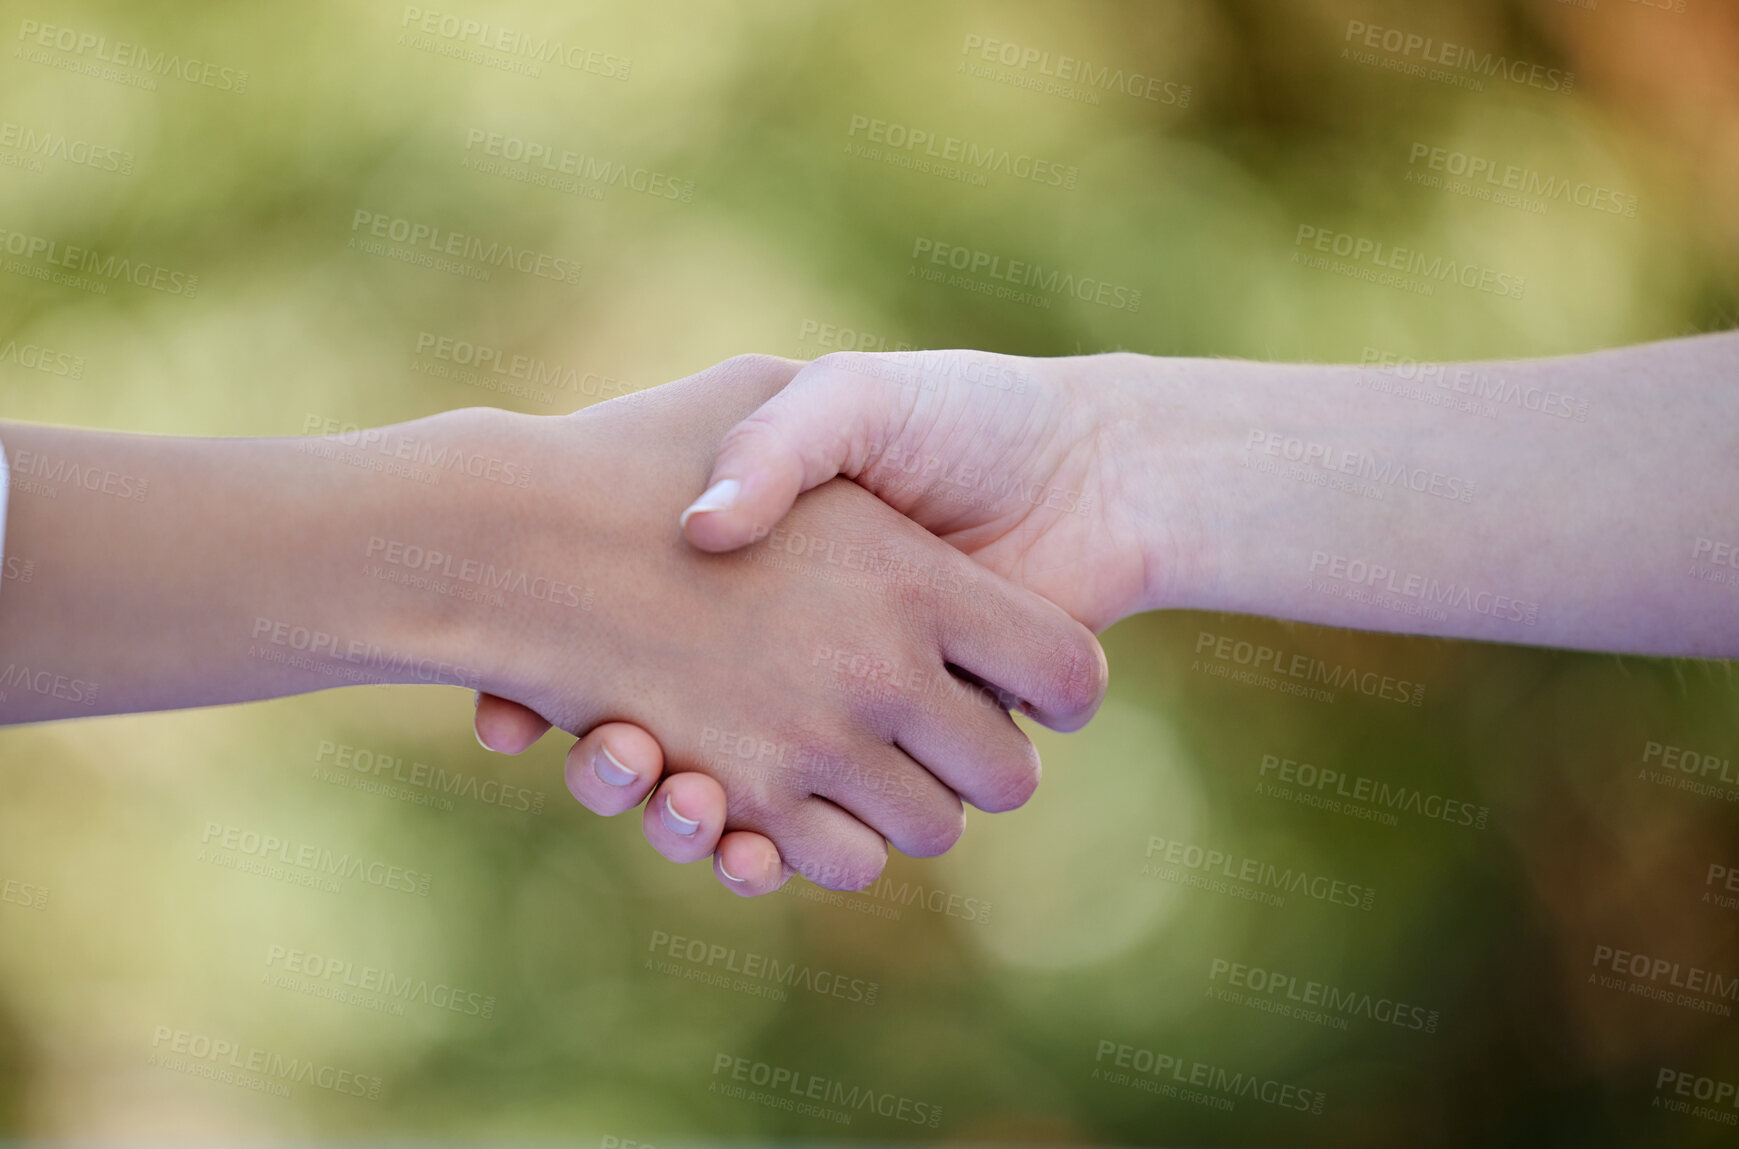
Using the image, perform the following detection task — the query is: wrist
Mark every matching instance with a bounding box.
[292,407,545,697]
[1073,352,1230,618]
[1137,356,1360,620]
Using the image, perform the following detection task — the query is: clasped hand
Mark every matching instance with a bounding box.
[466,351,1135,897]
[470,349,1162,897]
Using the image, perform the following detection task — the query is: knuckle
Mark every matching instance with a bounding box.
[722,352,796,377]
[837,852,887,892]
[906,806,966,858]
[977,743,1042,813]
[716,408,784,456]
[801,851,885,893]
[1047,628,1109,721]
[718,777,783,832]
[720,789,768,830]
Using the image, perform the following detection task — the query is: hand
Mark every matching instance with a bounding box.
[478,350,1166,893]
[679,349,1189,631]
[469,355,1107,892]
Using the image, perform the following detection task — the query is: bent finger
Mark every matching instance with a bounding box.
[564,723,664,817]
[474,693,553,754]
[641,773,727,864]
[715,831,788,897]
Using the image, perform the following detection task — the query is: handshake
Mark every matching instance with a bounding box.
[459,349,1165,898]
[5,335,1707,890]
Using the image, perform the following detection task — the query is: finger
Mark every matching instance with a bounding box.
[474,693,553,753]
[751,797,889,892]
[714,832,788,897]
[894,673,1044,814]
[680,353,912,552]
[803,744,967,859]
[937,578,1109,733]
[641,773,727,864]
[564,723,664,816]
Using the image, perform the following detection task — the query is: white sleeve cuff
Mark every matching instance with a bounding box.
[0,436,10,585]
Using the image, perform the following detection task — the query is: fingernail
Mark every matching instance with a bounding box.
[593,744,637,787]
[680,478,741,528]
[717,855,748,883]
[662,793,701,836]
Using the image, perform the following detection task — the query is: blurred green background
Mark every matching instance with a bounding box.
[2,0,1737,1145]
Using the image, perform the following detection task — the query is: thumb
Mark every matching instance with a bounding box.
[680,355,900,552]
[473,693,552,754]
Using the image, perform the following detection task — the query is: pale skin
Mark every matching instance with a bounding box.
[477,331,1739,890]
[0,356,1110,893]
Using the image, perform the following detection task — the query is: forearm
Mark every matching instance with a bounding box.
[1129,332,1739,657]
[0,413,499,723]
